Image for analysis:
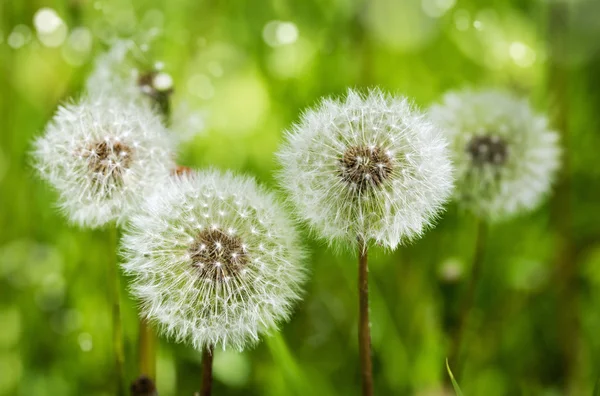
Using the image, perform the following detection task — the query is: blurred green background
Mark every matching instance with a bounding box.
[1,0,600,395]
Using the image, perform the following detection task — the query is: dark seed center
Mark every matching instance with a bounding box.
[339,145,393,191]
[467,136,508,166]
[84,140,133,179]
[189,228,248,283]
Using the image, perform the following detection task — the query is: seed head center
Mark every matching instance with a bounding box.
[84,140,133,179]
[467,136,508,166]
[339,145,393,191]
[189,228,248,283]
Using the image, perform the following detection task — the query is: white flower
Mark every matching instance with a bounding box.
[121,170,306,351]
[85,39,142,100]
[277,88,454,249]
[86,40,173,113]
[86,40,204,143]
[428,88,561,221]
[33,96,175,228]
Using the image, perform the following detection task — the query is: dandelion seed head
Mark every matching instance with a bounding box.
[277,88,454,249]
[87,40,205,144]
[32,95,174,228]
[429,88,561,220]
[121,170,306,351]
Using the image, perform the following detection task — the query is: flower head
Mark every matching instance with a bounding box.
[277,88,454,249]
[121,170,305,351]
[33,96,174,228]
[428,88,560,220]
[85,40,145,100]
[86,40,204,143]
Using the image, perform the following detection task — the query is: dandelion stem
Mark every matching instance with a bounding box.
[547,0,577,390]
[138,318,157,381]
[358,238,374,396]
[449,219,487,376]
[156,93,171,126]
[107,226,126,396]
[136,71,170,384]
[200,345,214,396]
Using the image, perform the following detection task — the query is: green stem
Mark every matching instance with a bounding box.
[358,238,374,396]
[107,226,126,396]
[138,318,157,381]
[156,92,171,126]
[547,0,576,390]
[448,219,487,377]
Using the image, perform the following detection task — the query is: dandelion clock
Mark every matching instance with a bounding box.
[428,88,560,375]
[33,95,174,228]
[32,95,174,395]
[429,88,560,221]
[277,88,453,395]
[121,170,306,394]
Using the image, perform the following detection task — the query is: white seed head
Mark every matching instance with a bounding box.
[429,88,561,221]
[85,39,142,100]
[32,95,175,228]
[121,170,306,351]
[86,40,172,102]
[86,40,203,144]
[277,88,454,249]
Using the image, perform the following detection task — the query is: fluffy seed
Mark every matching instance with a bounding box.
[277,88,454,249]
[429,88,561,220]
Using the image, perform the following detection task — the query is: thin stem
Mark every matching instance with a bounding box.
[138,318,157,381]
[358,238,374,396]
[547,0,576,390]
[448,219,487,377]
[200,345,214,396]
[138,75,169,387]
[156,92,171,126]
[107,226,126,396]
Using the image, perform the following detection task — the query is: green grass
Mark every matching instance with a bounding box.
[2,0,600,395]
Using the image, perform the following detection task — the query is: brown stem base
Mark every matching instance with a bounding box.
[200,345,214,396]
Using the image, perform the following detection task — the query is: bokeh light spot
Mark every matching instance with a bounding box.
[422,0,456,18]
[263,21,299,47]
[509,41,536,67]
[187,74,214,100]
[78,333,93,352]
[8,25,32,49]
[34,8,68,47]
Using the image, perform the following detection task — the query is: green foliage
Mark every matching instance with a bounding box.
[1,0,600,395]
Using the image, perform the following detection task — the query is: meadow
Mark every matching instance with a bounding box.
[1,0,600,395]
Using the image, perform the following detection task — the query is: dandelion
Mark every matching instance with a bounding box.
[32,94,174,395]
[428,88,560,221]
[86,40,174,118]
[87,39,204,141]
[428,88,560,374]
[121,170,305,394]
[278,88,453,249]
[276,88,453,395]
[85,40,144,101]
[33,95,174,228]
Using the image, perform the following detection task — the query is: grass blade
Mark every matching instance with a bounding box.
[446,359,464,396]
